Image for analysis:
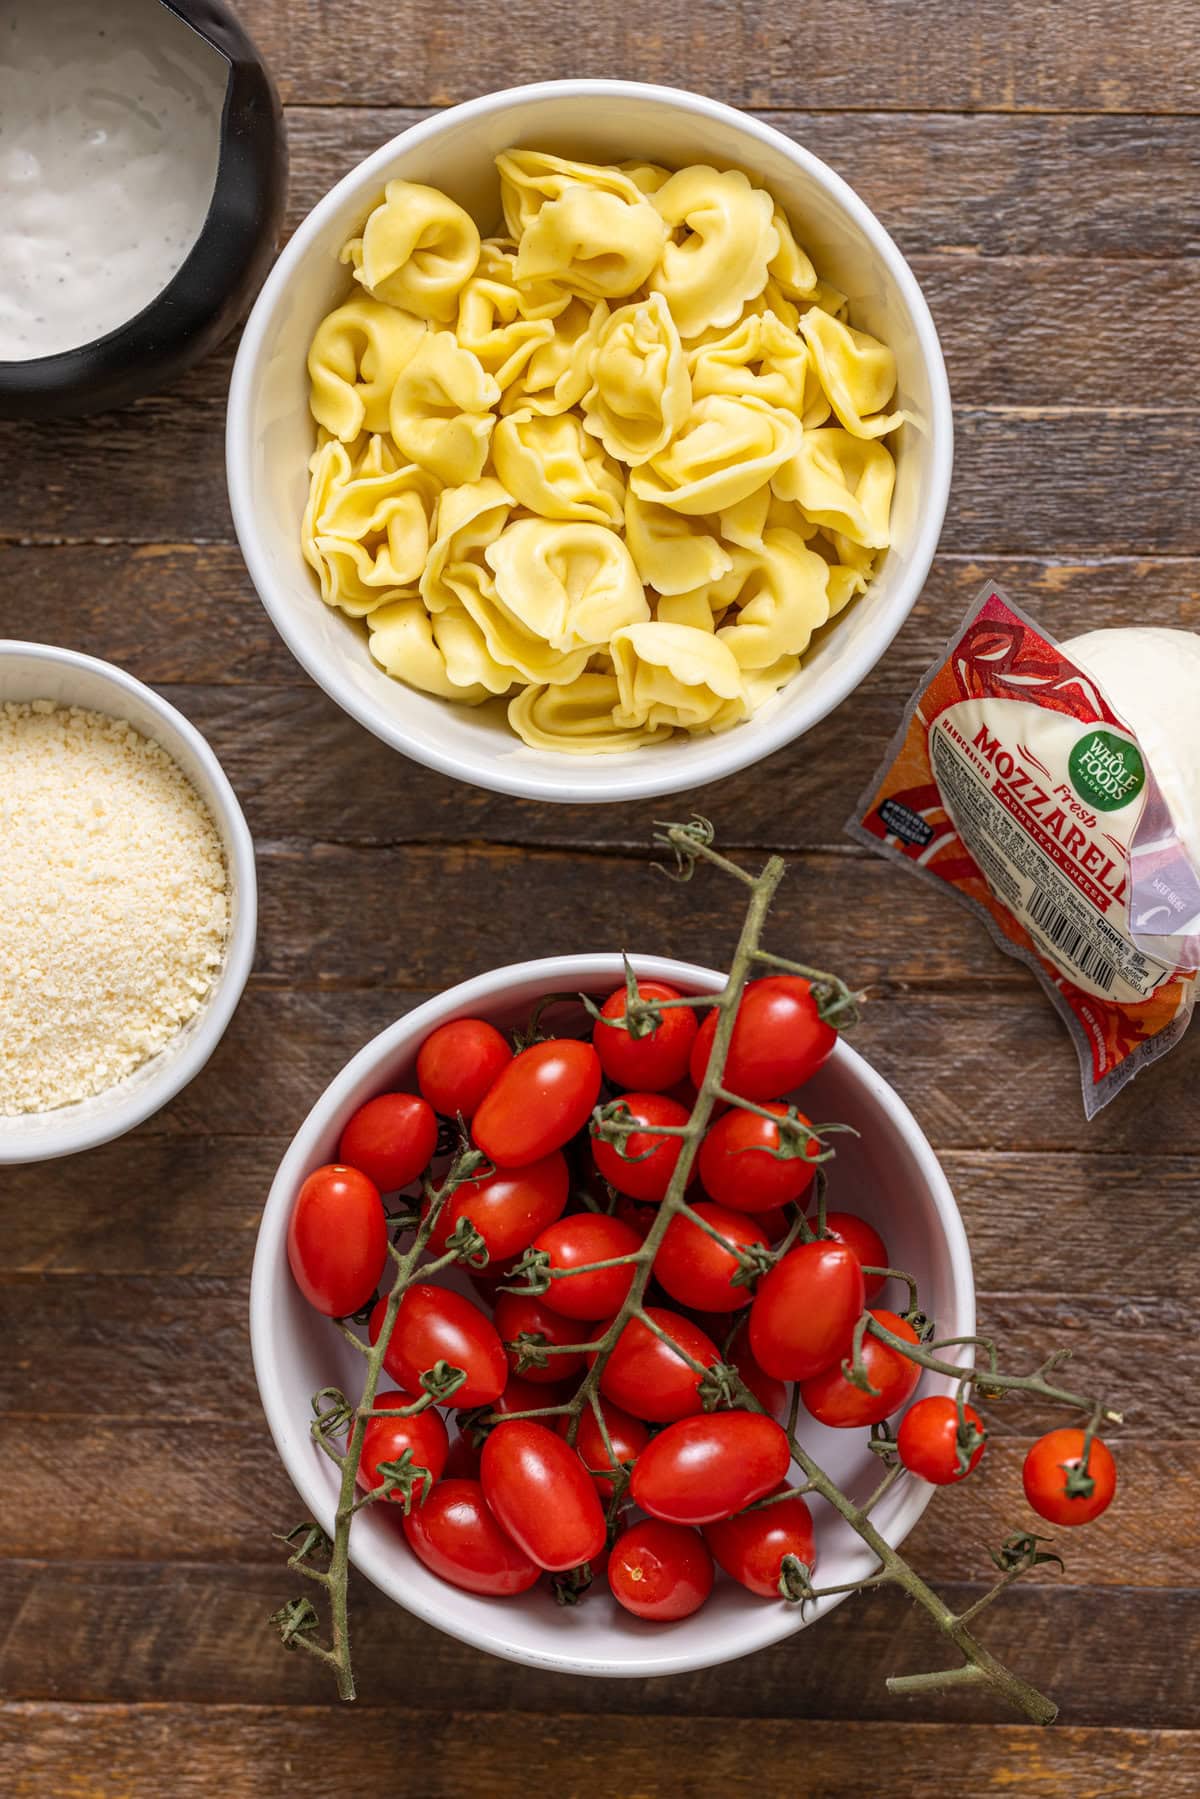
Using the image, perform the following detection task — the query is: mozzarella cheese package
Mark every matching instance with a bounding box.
[847,584,1200,1115]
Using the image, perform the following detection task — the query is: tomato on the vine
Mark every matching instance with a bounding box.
[593,979,699,1092]
[492,1288,595,1384]
[402,1478,541,1595]
[608,1520,713,1621]
[597,1306,721,1422]
[748,1240,864,1381]
[631,1411,791,1525]
[369,1284,506,1408]
[357,1388,450,1503]
[338,1092,438,1193]
[821,1212,889,1301]
[800,1309,920,1427]
[726,1319,789,1423]
[481,1420,607,1570]
[590,1091,695,1203]
[288,1164,387,1318]
[423,1151,569,1262]
[556,1399,649,1496]
[443,1433,482,1480]
[531,1212,643,1319]
[897,1395,986,1485]
[689,976,837,1102]
[417,1017,513,1120]
[1022,1428,1116,1526]
[704,1487,816,1597]
[612,1193,660,1240]
[698,1102,819,1213]
[473,1038,601,1168]
[653,1202,768,1313]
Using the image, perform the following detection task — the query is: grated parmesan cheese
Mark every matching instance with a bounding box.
[0,700,230,1115]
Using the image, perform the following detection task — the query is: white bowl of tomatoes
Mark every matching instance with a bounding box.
[251,955,975,1677]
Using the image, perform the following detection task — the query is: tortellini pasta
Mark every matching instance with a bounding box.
[302,146,905,752]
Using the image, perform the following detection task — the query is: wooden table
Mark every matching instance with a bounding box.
[2,3,1198,1792]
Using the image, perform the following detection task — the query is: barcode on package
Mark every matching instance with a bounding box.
[1026,889,1116,990]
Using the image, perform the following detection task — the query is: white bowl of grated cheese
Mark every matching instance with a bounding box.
[0,641,257,1164]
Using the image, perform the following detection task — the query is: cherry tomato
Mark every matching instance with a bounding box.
[748,1240,865,1381]
[591,1091,695,1203]
[402,1478,540,1595]
[556,1399,649,1496]
[697,1102,819,1215]
[288,1164,387,1317]
[417,1017,513,1120]
[755,1206,792,1244]
[821,1212,889,1301]
[424,1151,569,1262]
[800,1309,920,1427]
[612,1194,659,1240]
[897,1395,986,1485]
[442,1433,482,1480]
[654,1202,768,1313]
[489,1372,571,1418]
[357,1388,450,1503]
[593,979,699,1091]
[631,1411,791,1525]
[598,1306,721,1422]
[481,1420,607,1570]
[532,1212,643,1319]
[690,976,837,1102]
[726,1319,789,1423]
[1022,1429,1116,1526]
[338,1093,438,1193]
[608,1520,713,1620]
[704,1487,815,1597]
[369,1284,506,1407]
[473,1038,602,1169]
[492,1288,594,1384]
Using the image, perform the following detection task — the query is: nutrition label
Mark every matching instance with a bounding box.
[931,723,1171,1004]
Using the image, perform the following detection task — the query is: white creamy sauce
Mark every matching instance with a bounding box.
[0,0,229,361]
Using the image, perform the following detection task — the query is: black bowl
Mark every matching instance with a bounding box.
[0,0,288,421]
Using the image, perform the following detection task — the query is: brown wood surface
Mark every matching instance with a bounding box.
[2,2,1200,1793]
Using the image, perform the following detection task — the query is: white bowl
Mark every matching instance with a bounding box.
[227,80,953,804]
[0,641,257,1164]
[250,954,974,1677]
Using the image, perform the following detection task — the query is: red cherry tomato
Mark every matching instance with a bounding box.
[748,1240,865,1381]
[821,1212,889,1301]
[597,1306,721,1422]
[690,976,837,1102]
[612,1194,659,1240]
[593,979,699,1092]
[473,1038,602,1168]
[801,1309,920,1427]
[556,1400,650,1497]
[531,1212,643,1319]
[369,1284,506,1407]
[417,1017,513,1120]
[442,1433,482,1480]
[654,1202,768,1313]
[704,1487,815,1597]
[424,1151,569,1262]
[357,1388,450,1503]
[698,1102,819,1214]
[402,1478,540,1595]
[492,1289,594,1384]
[726,1319,789,1423]
[288,1164,387,1317]
[631,1411,791,1525]
[338,1093,438,1193]
[481,1420,607,1571]
[608,1520,713,1620]
[897,1395,986,1485]
[1022,1429,1116,1526]
[591,1091,695,1203]
[489,1372,571,1418]
[755,1206,792,1244]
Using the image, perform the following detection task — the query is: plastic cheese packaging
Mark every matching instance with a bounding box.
[847,583,1200,1115]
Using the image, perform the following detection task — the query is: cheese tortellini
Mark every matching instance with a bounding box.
[302,147,904,753]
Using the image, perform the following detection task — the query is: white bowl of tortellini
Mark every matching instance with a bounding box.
[227,81,952,801]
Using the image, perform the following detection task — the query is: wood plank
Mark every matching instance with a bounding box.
[0,1562,1193,1726]
[1,1706,1195,1798]
[232,0,1200,115]
[281,108,1200,260]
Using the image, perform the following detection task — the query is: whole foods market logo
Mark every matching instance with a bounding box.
[1068,730,1146,811]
